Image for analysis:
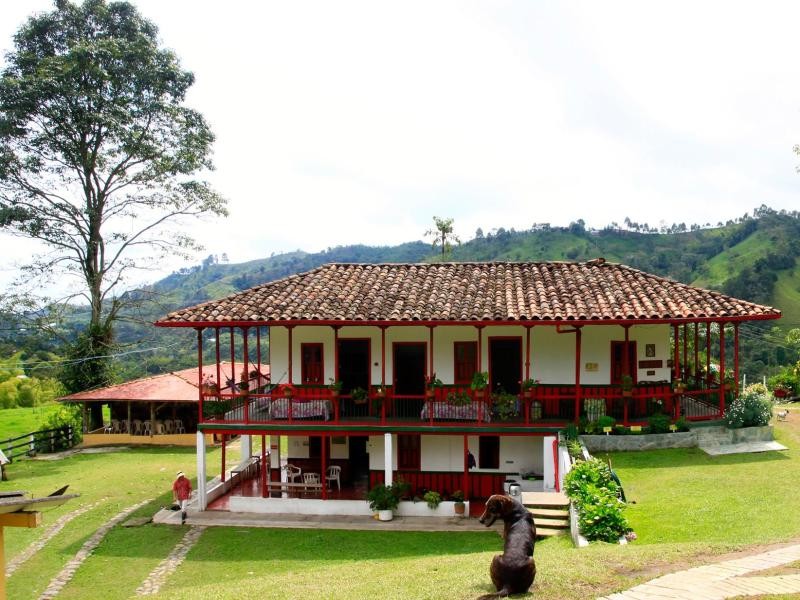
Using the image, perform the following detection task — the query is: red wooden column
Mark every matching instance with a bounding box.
[333,326,340,422]
[719,323,726,416]
[693,323,699,382]
[672,324,680,382]
[229,327,236,386]
[287,326,294,384]
[196,328,204,424]
[256,327,262,381]
[215,328,221,394]
[462,434,469,501]
[682,324,688,380]
[623,325,630,426]
[733,323,740,396]
[574,327,582,424]
[525,326,532,381]
[381,326,387,423]
[242,327,249,423]
[261,434,267,497]
[221,434,226,482]
[706,322,712,385]
[428,326,435,378]
[321,433,328,500]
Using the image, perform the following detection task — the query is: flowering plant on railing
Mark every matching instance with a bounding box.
[446,390,472,406]
[201,375,218,394]
[282,384,295,398]
[470,371,489,398]
[621,375,634,397]
[328,378,343,397]
[425,374,443,399]
[520,378,539,398]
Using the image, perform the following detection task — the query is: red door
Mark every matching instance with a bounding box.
[610,341,637,384]
[301,343,324,384]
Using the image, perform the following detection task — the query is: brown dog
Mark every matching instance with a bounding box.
[477,494,536,598]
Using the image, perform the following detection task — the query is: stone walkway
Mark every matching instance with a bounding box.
[38,499,150,600]
[601,543,800,599]
[135,525,206,596]
[5,499,106,577]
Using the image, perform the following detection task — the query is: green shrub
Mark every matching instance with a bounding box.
[744,382,768,396]
[563,423,579,441]
[39,403,82,448]
[423,490,442,509]
[566,439,583,460]
[613,425,630,436]
[597,415,616,430]
[674,417,691,432]
[647,413,671,434]
[724,390,773,429]
[564,458,630,543]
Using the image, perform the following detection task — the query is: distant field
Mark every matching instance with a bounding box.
[0,404,62,441]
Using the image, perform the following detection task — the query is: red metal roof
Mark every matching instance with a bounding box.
[156,260,781,326]
[59,362,269,403]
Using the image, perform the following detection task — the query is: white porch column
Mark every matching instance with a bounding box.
[241,434,252,462]
[542,436,557,491]
[273,435,283,482]
[196,431,207,510]
[384,433,393,486]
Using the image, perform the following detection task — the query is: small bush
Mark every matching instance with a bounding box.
[744,382,768,396]
[566,439,583,460]
[564,458,630,543]
[597,415,616,430]
[423,490,442,509]
[563,423,579,441]
[647,413,671,434]
[674,417,691,432]
[724,390,773,429]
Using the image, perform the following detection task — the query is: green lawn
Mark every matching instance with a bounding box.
[5,418,800,599]
[0,404,62,441]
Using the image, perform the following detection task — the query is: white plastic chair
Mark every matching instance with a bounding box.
[132,419,143,435]
[326,465,341,491]
[173,419,186,434]
[303,472,320,490]
[285,464,302,483]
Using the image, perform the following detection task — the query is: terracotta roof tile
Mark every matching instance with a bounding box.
[157,261,781,325]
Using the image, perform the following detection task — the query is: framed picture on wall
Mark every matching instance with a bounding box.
[645,343,656,357]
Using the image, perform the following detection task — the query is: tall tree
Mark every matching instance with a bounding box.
[0,0,227,391]
[425,216,460,258]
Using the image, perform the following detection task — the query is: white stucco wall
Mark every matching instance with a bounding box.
[285,435,349,460]
[368,434,543,475]
[268,323,672,387]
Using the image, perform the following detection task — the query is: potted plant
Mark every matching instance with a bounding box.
[673,379,686,394]
[425,374,443,399]
[201,375,218,395]
[446,390,471,406]
[451,490,465,516]
[366,480,408,521]
[328,378,343,398]
[282,384,294,398]
[492,390,518,421]
[374,384,387,398]
[423,490,442,510]
[351,387,368,405]
[520,378,539,399]
[470,371,489,399]
[238,369,250,391]
[621,374,634,397]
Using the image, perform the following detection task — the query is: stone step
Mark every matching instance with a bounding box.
[521,491,569,508]
[532,517,569,529]
[528,507,569,519]
[536,526,567,537]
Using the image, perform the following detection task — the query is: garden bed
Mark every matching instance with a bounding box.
[581,431,696,452]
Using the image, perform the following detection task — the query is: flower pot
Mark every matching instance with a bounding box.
[622,390,632,398]
[378,509,393,521]
[774,389,788,399]
[425,389,435,399]
[454,502,465,516]
[523,389,534,400]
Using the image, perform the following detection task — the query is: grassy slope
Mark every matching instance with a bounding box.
[774,267,800,328]
[0,404,61,441]
[692,228,774,289]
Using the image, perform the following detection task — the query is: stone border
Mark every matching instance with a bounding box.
[6,499,106,577]
[135,526,206,596]
[581,431,696,452]
[38,500,149,600]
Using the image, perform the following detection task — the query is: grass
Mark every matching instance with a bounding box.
[4,418,800,599]
[0,404,62,441]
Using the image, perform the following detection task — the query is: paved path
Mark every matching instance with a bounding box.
[38,499,150,600]
[601,543,800,599]
[5,499,106,577]
[135,525,206,596]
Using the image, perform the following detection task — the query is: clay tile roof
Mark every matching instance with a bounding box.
[58,363,269,403]
[156,261,781,326]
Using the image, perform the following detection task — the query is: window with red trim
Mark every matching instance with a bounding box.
[397,434,421,470]
[301,343,324,384]
[454,341,477,385]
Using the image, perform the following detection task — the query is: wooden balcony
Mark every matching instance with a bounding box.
[199,381,727,430]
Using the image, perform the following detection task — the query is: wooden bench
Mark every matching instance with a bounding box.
[264,481,322,495]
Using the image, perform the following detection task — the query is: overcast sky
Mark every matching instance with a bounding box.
[1,1,799,287]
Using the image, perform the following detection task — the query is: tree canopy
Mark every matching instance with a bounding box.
[425,216,460,258]
[0,0,227,390]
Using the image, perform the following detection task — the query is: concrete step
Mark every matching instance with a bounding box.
[528,507,569,519]
[532,517,569,529]
[520,491,569,508]
[536,526,567,537]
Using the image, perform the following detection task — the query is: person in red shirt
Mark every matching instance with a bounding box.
[172,471,192,524]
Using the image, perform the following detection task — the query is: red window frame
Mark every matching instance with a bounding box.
[397,434,421,470]
[301,343,324,384]
[453,341,478,385]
